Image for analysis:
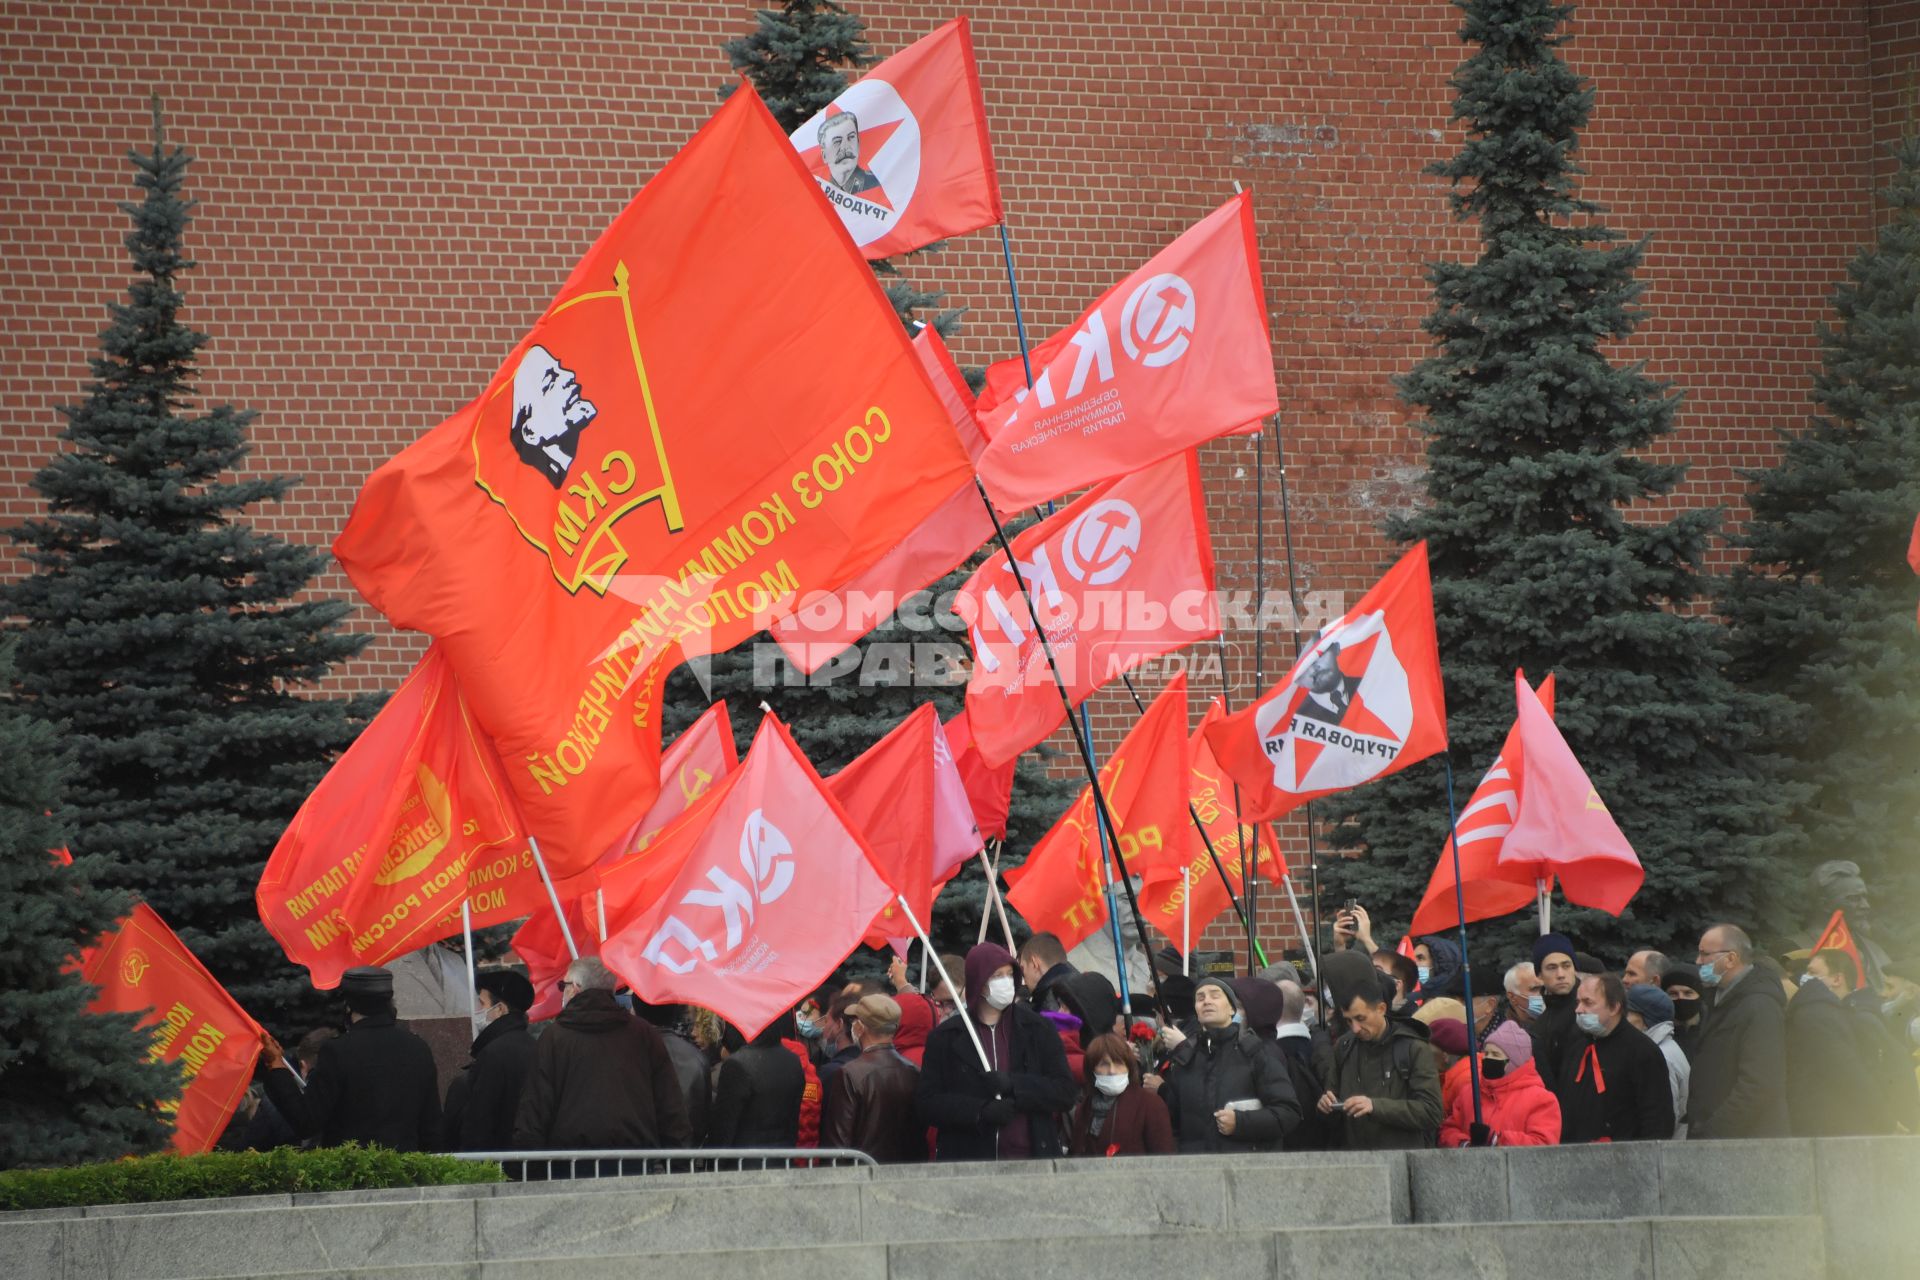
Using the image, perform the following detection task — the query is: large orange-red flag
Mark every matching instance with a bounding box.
[333,88,975,878]
[790,17,1002,260]
[973,195,1276,510]
[81,904,263,1154]
[1809,909,1868,990]
[956,452,1219,767]
[1205,543,1448,821]
[1005,675,1192,949]
[1409,674,1555,935]
[1136,699,1285,947]
[599,715,898,1039]
[257,648,553,989]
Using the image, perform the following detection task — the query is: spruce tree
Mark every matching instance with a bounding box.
[0,638,179,1168]
[708,3,1071,957]
[2,104,372,1035]
[1721,139,1920,959]
[1316,0,1794,960]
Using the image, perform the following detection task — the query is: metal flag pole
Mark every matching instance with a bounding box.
[596,889,608,944]
[526,835,580,961]
[461,899,479,1023]
[1181,866,1191,972]
[898,894,994,1073]
[1241,428,1265,974]
[1444,753,1486,1135]
[976,840,1018,953]
[1271,417,1324,983]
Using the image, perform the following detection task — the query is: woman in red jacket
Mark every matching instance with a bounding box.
[1067,1033,1175,1157]
[1439,1020,1562,1148]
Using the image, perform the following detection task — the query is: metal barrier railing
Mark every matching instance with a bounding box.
[451,1147,879,1181]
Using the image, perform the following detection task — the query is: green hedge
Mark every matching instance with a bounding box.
[0,1145,504,1211]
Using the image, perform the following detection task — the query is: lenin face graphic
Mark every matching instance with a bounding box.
[511,344,597,488]
[818,112,881,196]
[1293,642,1358,726]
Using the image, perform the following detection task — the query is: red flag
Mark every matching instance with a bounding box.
[1005,675,1192,949]
[332,88,976,878]
[944,710,1013,841]
[257,648,552,989]
[1205,543,1447,821]
[789,17,1001,260]
[771,327,994,673]
[830,704,941,936]
[601,700,740,864]
[1908,513,1920,626]
[1409,674,1557,935]
[512,896,598,1024]
[80,904,264,1153]
[957,453,1219,767]
[1809,909,1868,990]
[1498,672,1643,915]
[599,715,898,1039]
[1136,699,1285,946]
[973,195,1276,510]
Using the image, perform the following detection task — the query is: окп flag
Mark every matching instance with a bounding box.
[332,87,975,878]
[1136,698,1285,947]
[1809,909,1867,990]
[81,904,264,1154]
[257,647,554,989]
[1499,672,1643,916]
[956,452,1219,768]
[790,17,1001,260]
[600,714,898,1040]
[1005,674,1192,950]
[772,325,995,673]
[973,194,1276,510]
[1205,543,1447,821]
[1409,673,1555,936]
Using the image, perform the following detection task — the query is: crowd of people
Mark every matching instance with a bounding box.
[243,908,1920,1164]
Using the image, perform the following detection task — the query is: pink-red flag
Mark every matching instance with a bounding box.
[790,18,1002,259]
[944,710,1013,841]
[600,715,898,1039]
[957,453,1219,767]
[973,195,1276,510]
[1409,673,1555,935]
[601,700,740,864]
[1498,672,1643,915]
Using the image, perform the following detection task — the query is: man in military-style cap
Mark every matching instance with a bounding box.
[262,966,442,1151]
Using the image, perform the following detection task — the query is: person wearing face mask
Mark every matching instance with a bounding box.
[1410,935,1464,1006]
[1156,977,1301,1153]
[1067,1033,1174,1156]
[915,943,1077,1161]
[442,969,537,1151]
[1439,1020,1560,1147]
[1688,923,1789,1140]
[1554,973,1674,1144]
[1527,933,1583,1096]
[1659,963,1708,1058]
[1503,962,1546,1029]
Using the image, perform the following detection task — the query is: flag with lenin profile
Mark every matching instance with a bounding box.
[332,87,975,880]
[1205,543,1448,820]
[790,16,1002,259]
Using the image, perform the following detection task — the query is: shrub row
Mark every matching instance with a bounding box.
[0,1145,503,1211]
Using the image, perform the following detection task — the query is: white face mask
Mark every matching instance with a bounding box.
[984,976,1017,1010]
[471,1002,499,1037]
[1094,1072,1129,1097]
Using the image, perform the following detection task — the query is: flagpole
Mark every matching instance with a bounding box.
[1076,705,1135,1011]
[596,889,608,944]
[460,898,479,1023]
[997,222,1037,387]
[1116,670,1266,965]
[1271,415,1324,983]
[897,894,994,1073]
[1181,866,1191,972]
[970,479,1165,1013]
[526,836,580,961]
[1443,753,1487,1136]
[976,841,1018,954]
[1243,428,1265,975]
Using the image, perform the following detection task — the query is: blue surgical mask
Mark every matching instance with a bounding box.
[1231,1010,1245,1027]
[1416,966,1431,984]
[1699,961,1722,987]
[1526,994,1546,1017]
[1575,1012,1605,1036]
[614,991,635,1013]
[796,1014,820,1039]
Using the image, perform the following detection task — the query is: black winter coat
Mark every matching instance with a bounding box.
[1274,1032,1337,1151]
[1529,990,1580,1095]
[708,1042,804,1148]
[444,1011,536,1151]
[916,1003,1077,1161]
[1689,970,1790,1140]
[1843,988,1920,1134]
[511,990,692,1149]
[265,1012,441,1152]
[1786,981,1885,1137]
[1159,1024,1301,1153]
[1554,1020,1676,1143]
[657,1029,712,1146]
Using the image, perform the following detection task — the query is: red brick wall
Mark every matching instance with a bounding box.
[5,2,1912,959]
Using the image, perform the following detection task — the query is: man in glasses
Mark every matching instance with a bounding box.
[1686,923,1789,1140]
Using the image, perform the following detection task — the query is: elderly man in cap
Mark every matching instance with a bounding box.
[1625,983,1690,1138]
[262,966,441,1151]
[1528,931,1582,1095]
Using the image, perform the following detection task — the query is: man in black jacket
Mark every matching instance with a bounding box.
[632,995,711,1145]
[1688,923,1789,1139]
[1528,932,1582,1097]
[1555,973,1674,1143]
[1786,968,1886,1136]
[1159,977,1301,1153]
[1018,932,1078,1013]
[444,969,537,1151]
[916,943,1076,1160]
[262,966,440,1151]
[1810,948,1919,1134]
